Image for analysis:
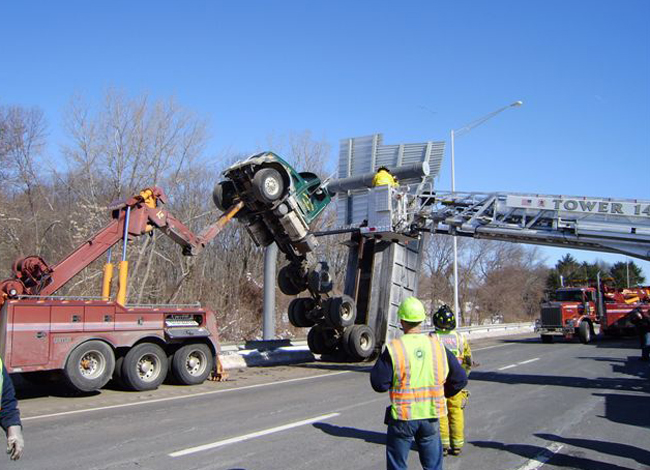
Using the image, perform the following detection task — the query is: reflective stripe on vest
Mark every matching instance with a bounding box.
[387,334,449,420]
[436,330,464,363]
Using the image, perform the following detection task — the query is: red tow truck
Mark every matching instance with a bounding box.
[0,188,241,392]
[537,280,650,343]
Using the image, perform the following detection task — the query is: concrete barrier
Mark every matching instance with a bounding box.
[220,322,535,370]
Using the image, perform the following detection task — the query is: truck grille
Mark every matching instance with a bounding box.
[541,306,563,327]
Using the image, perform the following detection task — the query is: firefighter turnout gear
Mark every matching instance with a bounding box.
[386,334,449,420]
[397,296,426,323]
[435,328,472,454]
[372,167,399,187]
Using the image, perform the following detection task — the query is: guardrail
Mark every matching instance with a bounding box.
[220,322,535,353]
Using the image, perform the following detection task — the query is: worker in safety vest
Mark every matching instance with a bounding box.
[0,357,23,460]
[372,166,399,187]
[371,297,468,470]
[433,305,472,457]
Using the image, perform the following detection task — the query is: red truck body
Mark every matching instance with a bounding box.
[537,284,650,343]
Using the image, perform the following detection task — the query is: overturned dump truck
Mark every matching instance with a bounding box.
[0,188,240,392]
[217,134,650,360]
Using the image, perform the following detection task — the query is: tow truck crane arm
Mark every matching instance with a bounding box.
[0,187,242,306]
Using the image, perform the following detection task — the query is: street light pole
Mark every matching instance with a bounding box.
[450,100,522,328]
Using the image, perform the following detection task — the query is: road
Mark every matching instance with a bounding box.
[8,333,650,470]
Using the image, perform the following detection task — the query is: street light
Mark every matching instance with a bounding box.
[450,100,523,327]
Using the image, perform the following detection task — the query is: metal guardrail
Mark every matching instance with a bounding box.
[220,322,535,353]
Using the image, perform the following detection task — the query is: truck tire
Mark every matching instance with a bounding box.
[121,343,168,391]
[288,298,316,328]
[278,265,307,296]
[252,167,284,204]
[343,325,375,360]
[307,325,338,356]
[326,295,356,328]
[213,180,236,212]
[64,340,115,393]
[171,343,214,385]
[541,335,553,344]
[578,321,592,344]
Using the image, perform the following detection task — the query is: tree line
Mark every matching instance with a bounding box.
[3,91,641,339]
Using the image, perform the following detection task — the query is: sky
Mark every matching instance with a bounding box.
[1,1,649,276]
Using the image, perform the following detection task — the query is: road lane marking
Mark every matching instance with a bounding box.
[515,443,563,470]
[22,371,352,422]
[497,357,540,371]
[169,412,340,457]
[518,358,540,365]
[473,344,515,352]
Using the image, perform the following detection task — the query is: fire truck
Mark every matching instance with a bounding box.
[0,187,242,392]
[538,279,650,343]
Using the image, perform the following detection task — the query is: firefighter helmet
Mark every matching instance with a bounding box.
[433,304,456,330]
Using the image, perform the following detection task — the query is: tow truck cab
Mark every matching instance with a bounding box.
[537,287,598,343]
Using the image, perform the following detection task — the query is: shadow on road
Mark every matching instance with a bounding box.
[576,355,649,380]
[471,440,633,470]
[536,433,650,467]
[593,392,650,429]
[313,422,387,446]
[468,370,650,393]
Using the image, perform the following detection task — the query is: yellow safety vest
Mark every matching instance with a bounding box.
[435,330,464,361]
[387,334,449,421]
[372,170,398,187]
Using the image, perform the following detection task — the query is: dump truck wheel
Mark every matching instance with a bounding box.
[64,340,115,393]
[121,343,168,391]
[213,180,236,212]
[578,321,591,344]
[307,325,327,354]
[252,167,285,204]
[541,335,553,344]
[172,343,213,385]
[288,298,316,328]
[326,295,356,328]
[278,265,306,296]
[344,325,375,360]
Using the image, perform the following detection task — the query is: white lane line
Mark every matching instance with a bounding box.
[515,443,563,470]
[518,358,540,365]
[498,364,517,371]
[473,343,514,352]
[22,371,351,422]
[169,412,340,457]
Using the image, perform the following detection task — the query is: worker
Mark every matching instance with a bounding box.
[371,297,468,470]
[372,166,399,187]
[631,308,650,361]
[433,305,472,457]
[1,357,24,461]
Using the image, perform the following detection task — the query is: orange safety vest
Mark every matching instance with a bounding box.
[387,334,449,420]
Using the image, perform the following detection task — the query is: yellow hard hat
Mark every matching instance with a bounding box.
[397,297,426,322]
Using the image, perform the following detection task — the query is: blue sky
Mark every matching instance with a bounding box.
[1,1,649,276]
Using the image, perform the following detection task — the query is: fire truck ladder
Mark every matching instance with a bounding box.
[416,191,650,262]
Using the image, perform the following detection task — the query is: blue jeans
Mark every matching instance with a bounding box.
[642,332,650,360]
[386,418,443,470]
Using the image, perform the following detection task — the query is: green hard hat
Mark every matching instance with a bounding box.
[397,297,426,322]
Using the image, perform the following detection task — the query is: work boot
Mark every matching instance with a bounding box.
[443,447,450,456]
[449,448,462,456]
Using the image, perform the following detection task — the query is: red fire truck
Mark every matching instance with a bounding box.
[0,187,241,392]
[537,280,650,343]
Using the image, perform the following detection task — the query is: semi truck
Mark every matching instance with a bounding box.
[537,280,650,343]
[0,187,241,392]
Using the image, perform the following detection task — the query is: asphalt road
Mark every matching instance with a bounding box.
[7,333,650,470]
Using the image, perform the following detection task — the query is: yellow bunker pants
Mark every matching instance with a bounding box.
[439,390,468,449]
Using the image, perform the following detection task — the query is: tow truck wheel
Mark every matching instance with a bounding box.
[252,167,285,204]
[325,295,357,328]
[578,321,592,344]
[288,298,316,328]
[121,343,168,391]
[171,343,214,385]
[64,340,115,393]
[541,335,553,344]
[343,325,375,360]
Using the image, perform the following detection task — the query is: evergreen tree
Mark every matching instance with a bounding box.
[610,261,646,288]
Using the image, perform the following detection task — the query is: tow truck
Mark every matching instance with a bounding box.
[217,135,650,360]
[0,187,241,392]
